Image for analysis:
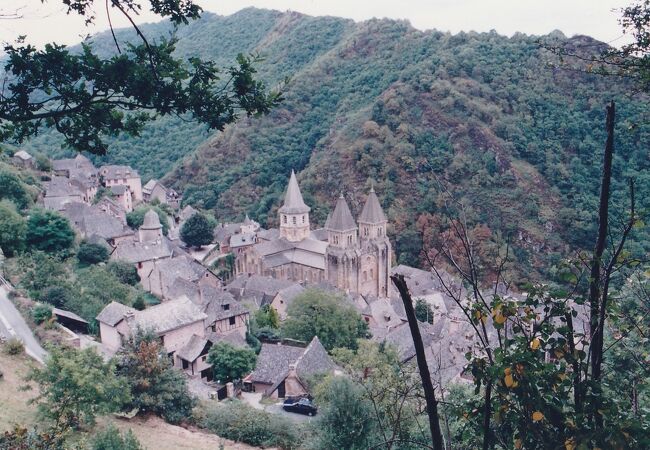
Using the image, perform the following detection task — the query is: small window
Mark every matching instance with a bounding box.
[292,216,297,225]
[182,359,189,369]
[211,324,216,332]
[222,304,230,311]
[229,316,236,325]
[283,215,287,224]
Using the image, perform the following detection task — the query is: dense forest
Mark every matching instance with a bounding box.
[22,7,650,282]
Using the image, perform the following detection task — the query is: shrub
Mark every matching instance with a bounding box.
[32,303,53,325]
[77,241,109,266]
[0,169,31,210]
[34,154,52,172]
[91,425,143,450]
[25,209,75,254]
[4,338,25,355]
[207,342,257,383]
[106,261,140,286]
[40,285,71,308]
[0,200,26,256]
[201,402,301,449]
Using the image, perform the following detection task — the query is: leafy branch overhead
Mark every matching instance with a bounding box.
[0,0,284,154]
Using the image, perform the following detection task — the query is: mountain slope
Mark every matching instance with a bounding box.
[22,8,650,281]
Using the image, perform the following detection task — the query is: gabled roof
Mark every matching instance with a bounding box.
[249,336,336,386]
[176,334,211,362]
[14,150,32,160]
[278,170,310,214]
[383,321,439,362]
[327,194,357,232]
[112,238,172,263]
[142,179,157,193]
[96,301,136,326]
[110,185,128,195]
[132,296,207,334]
[358,186,387,224]
[99,165,139,180]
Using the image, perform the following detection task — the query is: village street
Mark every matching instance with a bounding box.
[0,285,47,364]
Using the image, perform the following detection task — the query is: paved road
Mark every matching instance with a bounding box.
[0,285,48,364]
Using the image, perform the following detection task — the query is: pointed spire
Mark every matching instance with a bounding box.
[279,170,310,214]
[327,193,357,231]
[359,186,387,224]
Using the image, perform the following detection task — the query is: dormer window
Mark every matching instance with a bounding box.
[222,304,230,311]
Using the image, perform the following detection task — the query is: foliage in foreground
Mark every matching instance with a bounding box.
[115,330,195,424]
[200,401,301,449]
[91,425,143,450]
[25,347,129,430]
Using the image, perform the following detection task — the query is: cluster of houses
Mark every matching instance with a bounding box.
[16,151,480,401]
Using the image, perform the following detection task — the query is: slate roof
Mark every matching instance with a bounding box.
[227,274,295,306]
[142,209,162,229]
[61,202,132,240]
[44,176,85,198]
[309,228,329,242]
[327,194,357,231]
[358,186,387,224]
[278,170,310,214]
[256,228,280,241]
[155,256,207,290]
[249,343,307,384]
[52,154,95,173]
[199,286,248,323]
[133,296,207,334]
[250,337,336,386]
[112,238,172,263]
[176,334,211,362]
[96,301,136,326]
[14,150,32,160]
[110,185,128,195]
[383,321,440,362]
[274,283,306,308]
[230,232,256,249]
[214,222,240,243]
[99,165,139,180]
[209,331,248,349]
[52,307,88,324]
[142,179,157,193]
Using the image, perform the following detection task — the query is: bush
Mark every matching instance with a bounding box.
[106,261,140,286]
[3,338,25,355]
[201,402,301,449]
[180,213,213,248]
[0,169,31,210]
[207,342,257,383]
[77,241,110,266]
[40,285,71,308]
[34,154,52,172]
[0,200,26,256]
[91,425,143,450]
[25,209,75,254]
[32,303,53,325]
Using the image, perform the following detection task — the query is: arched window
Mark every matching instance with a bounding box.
[283,215,287,224]
[302,215,305,223]
[370,269,374,279]
[292,216,297,225]
[363,271,367,282]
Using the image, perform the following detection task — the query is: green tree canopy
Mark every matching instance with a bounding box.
[106,260,141,286]
[0,1,281,154]
[254,304,280,329]
[180,212,214,248]
[0,199,26,256]
[207,341,257,383]
[91,425,143,450]
[25,347,129,430]
[414,298,434,324]
[116,330,195,424]
[282,289,369,350]
[25,209,75,254]
[313,376,376,450]
[77,241,110,266]
[0,169,31,210]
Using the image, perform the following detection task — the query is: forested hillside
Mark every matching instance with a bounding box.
[23,8,650,281]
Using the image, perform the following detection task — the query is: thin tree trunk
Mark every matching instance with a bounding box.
[391,274,445,450]
[588,100,615,380]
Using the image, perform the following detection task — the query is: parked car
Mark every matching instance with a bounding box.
[282,397,318,416]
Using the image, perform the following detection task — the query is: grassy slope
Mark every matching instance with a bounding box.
[0,352,257,450]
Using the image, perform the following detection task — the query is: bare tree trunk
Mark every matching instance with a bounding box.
[391,274,445,450]
[588,100,615,381]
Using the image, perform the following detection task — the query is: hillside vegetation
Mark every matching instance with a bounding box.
[22,8,650,282]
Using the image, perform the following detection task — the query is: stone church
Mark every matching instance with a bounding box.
[236,171,392,298]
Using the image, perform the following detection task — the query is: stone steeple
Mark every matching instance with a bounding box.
[358,186,388,240]
[326,194,357,248]
[279,170,311,242]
